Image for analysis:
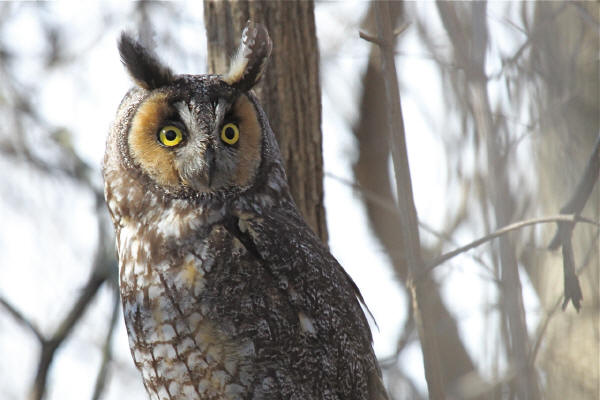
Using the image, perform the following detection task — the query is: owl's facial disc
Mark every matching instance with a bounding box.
[127,90,262,195]
[118,24,269,196]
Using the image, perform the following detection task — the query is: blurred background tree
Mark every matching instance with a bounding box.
[0,1,597,399]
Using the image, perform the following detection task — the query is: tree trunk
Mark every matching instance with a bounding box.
[204,0,328,243]
[354,3,488,398]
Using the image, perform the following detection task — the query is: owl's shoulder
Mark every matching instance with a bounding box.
[232,201,372,336]
[227,201,388,398]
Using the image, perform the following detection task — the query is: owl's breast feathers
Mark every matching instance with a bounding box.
[113,192,386,399]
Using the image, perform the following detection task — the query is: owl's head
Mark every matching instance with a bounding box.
[106,22,283,204]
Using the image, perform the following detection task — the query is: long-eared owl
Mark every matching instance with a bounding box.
[103,22,388,400]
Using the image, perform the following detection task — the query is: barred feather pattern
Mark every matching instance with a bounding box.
[103,23,388,400]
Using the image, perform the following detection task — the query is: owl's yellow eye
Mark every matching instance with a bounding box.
[158,125,184,147]
[220,123,240,145]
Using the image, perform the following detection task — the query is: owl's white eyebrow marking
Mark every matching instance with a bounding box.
[174,101,194,131]
[215,97,230,128]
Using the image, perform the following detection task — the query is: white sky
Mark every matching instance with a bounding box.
[0,2,544,399]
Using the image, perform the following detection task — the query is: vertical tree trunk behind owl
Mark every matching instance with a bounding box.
[204,0,328,244]
[352,3,490,399]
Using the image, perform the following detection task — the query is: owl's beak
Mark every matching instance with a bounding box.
[178,143,215,193]
[202,145,215,188]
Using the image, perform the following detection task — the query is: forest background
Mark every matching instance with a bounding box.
[0,1,598,399]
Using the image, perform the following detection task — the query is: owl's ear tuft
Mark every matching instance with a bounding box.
[118,32,174,90]
[223,21,272,91]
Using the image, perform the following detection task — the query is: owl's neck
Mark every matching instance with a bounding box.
[104,159,291,241]
[105,172,221,238]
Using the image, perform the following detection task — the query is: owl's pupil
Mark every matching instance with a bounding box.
[225,127,235,140]
[165,130,177,141]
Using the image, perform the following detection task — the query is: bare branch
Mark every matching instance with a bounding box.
[327,173,497,276]
[359,30,384,46]
[438,2,542,396]
[372,1,445,397]
[392,22,410,37]
[352,4,487,394]
[360,22,410,46]
[549,133,600,249]
[358,22,410,47]
[0,295,44,343]
[91,286,121,400]
[29,204,114,400]
[423,214,598,274]
[489,3,568,80]
[29,269,107,400]
[325,172,401,217]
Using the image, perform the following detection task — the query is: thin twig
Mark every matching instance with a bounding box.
[360,22,410,46]
[549,133,600,249]
[27,190,116,400]
[327,172,499,277]
[29,270,107,400]
[359,30,383,46]
[489,3,568,80]
[0,295,44,342]
[325,172,400,217]
[422,214,597,275]
[419,220,496,278]
[91,285,121,400]
[392,22,410,37]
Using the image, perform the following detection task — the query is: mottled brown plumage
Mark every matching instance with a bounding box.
[103,22,388,400]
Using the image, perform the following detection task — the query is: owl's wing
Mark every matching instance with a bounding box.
[229,203,389,400]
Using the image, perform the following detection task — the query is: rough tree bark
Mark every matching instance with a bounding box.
[204,0,327,243]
